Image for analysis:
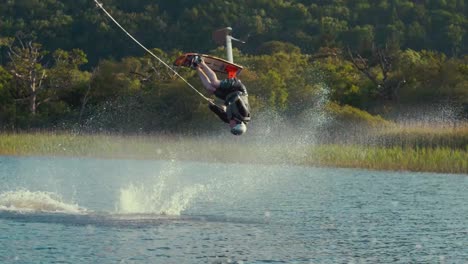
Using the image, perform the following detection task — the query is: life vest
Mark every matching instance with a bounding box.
[225,91,251,123]
[214,78,248,100]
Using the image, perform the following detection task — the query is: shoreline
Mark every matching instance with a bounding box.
[1,133,466,174]
[1,152,465,176]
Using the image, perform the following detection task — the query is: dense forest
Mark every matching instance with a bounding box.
[0,0,466,133]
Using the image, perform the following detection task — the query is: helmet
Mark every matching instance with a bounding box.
[230,122,247,135]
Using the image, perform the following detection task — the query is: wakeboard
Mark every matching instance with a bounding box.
[174,53,243,78]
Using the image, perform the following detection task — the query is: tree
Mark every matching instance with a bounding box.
[312,54,372,109]
[257,41,301,55]
[341,25,375,54]
[446,23,465,56]
[319,16,348,47]
[0,61,15,129]
[397,49,468,107]
[46,49,89,105]
[6,37,48,115]
[406,21,426,50]
[347,45,406,103]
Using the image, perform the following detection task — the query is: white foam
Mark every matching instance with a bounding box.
[0,190,87,214]
[117,183,205,216]
[116,160,207,216]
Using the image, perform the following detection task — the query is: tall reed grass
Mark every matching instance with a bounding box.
[371,124,468,149]
[306,145,467,174]
[0,131,466,174]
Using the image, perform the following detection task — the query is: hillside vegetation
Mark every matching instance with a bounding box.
[0,0,466,133]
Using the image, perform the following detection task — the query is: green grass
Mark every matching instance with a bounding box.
[306,145,467,174]
[0,132,466,174]
[372,125,468,149]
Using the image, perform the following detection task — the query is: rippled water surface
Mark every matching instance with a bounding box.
[0,156,467,263]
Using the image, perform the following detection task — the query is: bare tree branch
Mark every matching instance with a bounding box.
[37,96,56,107]
[80,67,99,123]
[130,71,152,82]
[347,47,379,85]
[6,36,49,115]
[347,45,405,101]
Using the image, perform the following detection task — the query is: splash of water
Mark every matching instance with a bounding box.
[394,104,463,127]
[242,81,332,164]
[116,161,206,216]
[0,190,87,214]
[294,82,332,144]
[250,81,331,141]
[117,183,205,216]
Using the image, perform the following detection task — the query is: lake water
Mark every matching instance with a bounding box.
[0,156,466,263]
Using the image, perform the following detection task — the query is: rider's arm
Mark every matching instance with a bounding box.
[208,102,230,123]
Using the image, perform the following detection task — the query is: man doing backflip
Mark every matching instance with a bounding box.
[192,56,251,135]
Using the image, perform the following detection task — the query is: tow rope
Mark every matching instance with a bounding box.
[93,0,212,102]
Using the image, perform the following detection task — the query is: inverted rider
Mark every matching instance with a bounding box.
[192,56,251,135]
